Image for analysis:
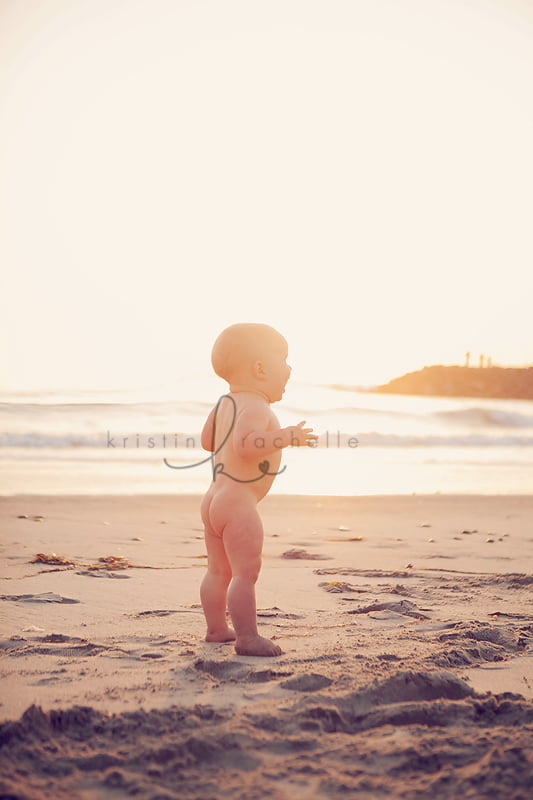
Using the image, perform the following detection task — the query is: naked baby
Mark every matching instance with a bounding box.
[200,323,317,657]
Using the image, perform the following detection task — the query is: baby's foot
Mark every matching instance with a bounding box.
[205,627,236,643]
[235,635,282,657]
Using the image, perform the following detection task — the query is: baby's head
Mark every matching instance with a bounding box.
[211,323,290,401]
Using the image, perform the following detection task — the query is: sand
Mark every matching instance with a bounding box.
[1,493,532,799]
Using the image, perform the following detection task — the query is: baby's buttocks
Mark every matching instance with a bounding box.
[202,484,258,537]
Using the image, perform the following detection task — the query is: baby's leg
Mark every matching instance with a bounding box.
[200,495,235,643]
[222,502,282,657]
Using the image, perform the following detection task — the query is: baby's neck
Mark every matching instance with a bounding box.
[229,385,270,403]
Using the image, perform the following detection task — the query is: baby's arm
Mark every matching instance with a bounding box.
[235,406,316,458]
[201,407,216,452]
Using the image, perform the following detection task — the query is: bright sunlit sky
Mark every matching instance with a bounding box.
[1,0,532,393]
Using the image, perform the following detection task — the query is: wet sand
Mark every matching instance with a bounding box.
[1,493,532,799]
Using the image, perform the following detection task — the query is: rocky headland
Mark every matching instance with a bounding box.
[374,366,533,400]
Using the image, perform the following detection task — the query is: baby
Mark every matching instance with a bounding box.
[200,323,317,657]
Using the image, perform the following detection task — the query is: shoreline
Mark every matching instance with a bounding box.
[3,490,533,501]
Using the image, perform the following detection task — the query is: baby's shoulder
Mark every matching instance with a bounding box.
[232,393,273,425]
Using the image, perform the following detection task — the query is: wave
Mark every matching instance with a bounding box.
[284,404,533,429]
[0,400,213,414]
[322,383,378,393]
[3,396,533,430]
[0,433,108,448]
[2,431,532,449]
[0,432,203,448]
[282,405,413,418]
[356,433,533,447]
[432,407,533,428]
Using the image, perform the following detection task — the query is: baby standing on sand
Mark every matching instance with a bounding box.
[200,323,317,657]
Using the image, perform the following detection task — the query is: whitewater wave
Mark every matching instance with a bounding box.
[432,407,533,428]
[0,433,109,448]
[0,400,213,414]
[356,433,533,448]
[284,404,533,429]
[2,390,533,453]
[2,431,533,449]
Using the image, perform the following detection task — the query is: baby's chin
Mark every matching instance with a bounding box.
[268,390,283,403]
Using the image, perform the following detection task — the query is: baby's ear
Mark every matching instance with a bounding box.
[253,359,266,377]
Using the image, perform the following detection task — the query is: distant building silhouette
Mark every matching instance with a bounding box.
[479,354,485,368]
[465,351,470,368]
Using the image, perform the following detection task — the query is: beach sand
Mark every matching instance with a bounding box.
[1,493,532,799]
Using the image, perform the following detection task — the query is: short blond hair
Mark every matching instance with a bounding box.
[211,323,287,381]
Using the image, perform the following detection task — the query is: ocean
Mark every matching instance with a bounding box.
[1,380,532,496]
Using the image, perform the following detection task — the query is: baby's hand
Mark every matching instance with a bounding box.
[287,420,318,447]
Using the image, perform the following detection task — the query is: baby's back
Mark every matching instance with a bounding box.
[207,393,282,503]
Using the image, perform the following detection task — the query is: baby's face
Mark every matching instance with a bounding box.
[262,347,291,403]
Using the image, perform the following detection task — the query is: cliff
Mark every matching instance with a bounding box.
[374,365,533,400]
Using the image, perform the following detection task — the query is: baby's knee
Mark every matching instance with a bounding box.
[238,558,262,584]
[209,564,232,581]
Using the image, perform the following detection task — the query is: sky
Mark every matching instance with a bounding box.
[1,0,532,393]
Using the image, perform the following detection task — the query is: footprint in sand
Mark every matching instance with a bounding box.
[280,673,333,692]
[281,548,331,560]
[193,658,291,683]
